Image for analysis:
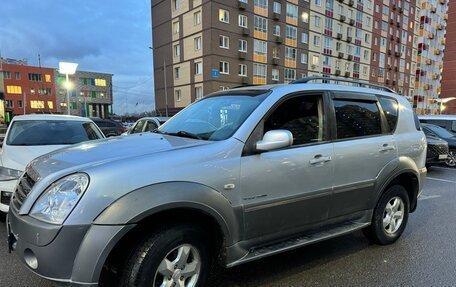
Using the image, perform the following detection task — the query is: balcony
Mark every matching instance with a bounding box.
[340,15,346,22]
[338,52,344,58]
[238,1,248,10]
[272,58,280,65]
[239,51,247,59]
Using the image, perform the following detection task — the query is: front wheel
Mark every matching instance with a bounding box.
[363,185,410,245]
[120,224,211,287]
[445,150,456,167]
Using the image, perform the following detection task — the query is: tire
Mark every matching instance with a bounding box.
[363,185,410,245]
[0,212,5,222]
[445,150,456,167]
[120,224,212,287]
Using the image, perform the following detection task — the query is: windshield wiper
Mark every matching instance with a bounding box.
[167,131,203,140]
[151,129,166,134]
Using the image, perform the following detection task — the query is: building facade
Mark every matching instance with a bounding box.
[152,0,448,115]
[440,1,455,114]
[55,70,113,119]
[1,62,57,118]
[413,0,449,114]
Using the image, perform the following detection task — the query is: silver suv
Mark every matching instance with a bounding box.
[8,78,427,287]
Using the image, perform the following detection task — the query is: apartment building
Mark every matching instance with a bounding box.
[440,1,455,114]
[152,0,446,114]
[54,70,113,119]
[413,0,449,114]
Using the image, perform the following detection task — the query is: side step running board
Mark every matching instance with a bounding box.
[228,221,370,267]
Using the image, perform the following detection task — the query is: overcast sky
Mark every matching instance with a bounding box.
[0,0,155,115]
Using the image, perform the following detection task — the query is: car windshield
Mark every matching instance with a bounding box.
[158,93,268,141]
[6,120,104,146]
[427,125,454,139]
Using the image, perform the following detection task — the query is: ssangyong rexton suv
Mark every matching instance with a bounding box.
[8,78,427,287]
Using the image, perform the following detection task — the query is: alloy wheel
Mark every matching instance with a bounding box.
[383,197,405,235]
[445,151,456,167]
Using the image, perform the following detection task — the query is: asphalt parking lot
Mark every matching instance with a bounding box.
[1,166,455,287]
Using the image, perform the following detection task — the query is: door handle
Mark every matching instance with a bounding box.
[379,144,396,152]
[310,154,332,164]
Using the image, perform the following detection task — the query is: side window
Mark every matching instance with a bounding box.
[264,94,326,146]
[422,127,435,137]
[132,120,146,133]
[426,119,446,129]
[377,96,398,132]
[144,121,158,132]
[451,121,456,133]
[334,99,382,139]
[413,114,421,131]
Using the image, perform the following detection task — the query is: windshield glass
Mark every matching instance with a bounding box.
[158,93,268,141]
[428,125,454,139]
[6,120,104,146]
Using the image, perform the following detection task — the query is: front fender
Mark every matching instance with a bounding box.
[94,181,242,245]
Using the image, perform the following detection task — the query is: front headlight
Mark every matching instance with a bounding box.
[30,173,89,224]
[0,166,23,181]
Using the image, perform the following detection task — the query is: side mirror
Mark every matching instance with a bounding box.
[256,130,293,152]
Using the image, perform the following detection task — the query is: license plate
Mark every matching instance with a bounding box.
[439,154,448,159]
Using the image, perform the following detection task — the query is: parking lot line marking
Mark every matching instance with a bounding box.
[427,177,456,184]
[419,194,441,201]
[430,166,456,172]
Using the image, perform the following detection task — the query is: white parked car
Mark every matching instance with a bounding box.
[124,117,170,135]
[0,114,104,219]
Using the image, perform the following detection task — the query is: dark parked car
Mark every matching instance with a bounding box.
[422,123,456,167]
[91,118,126,137]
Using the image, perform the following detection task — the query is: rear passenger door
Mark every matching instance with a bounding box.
[330,92,398,218]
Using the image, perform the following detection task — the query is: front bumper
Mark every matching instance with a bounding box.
[8,206,135,286]
[0,179,18,213]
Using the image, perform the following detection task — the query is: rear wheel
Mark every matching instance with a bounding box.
[363,185,410,245]
[119,224,211,287]
[445,150,456,167]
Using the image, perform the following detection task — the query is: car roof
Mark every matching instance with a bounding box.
[418,115,456,120]
[138,117,170,121]
[11,114,94,122]
[226,83,401,99]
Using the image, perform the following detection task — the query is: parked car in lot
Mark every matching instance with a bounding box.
[7,77,426,287]
[91,118,126,137]
[421,123,456,167]
[0,115,104,220]
[419,115,456,135]
[124,117,169,135]
[423,133,449,167]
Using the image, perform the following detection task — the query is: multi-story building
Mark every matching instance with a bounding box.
[0,61,4,124]
[440,1,456,114]
[1,62,57,118]
[152,0,447,115]
[413,0,448,115]
[54,70,113,119]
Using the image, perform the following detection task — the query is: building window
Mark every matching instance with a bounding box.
[219,9,229,23]
[272,69,279,81]
[254,15,268,33]
[239,39,247,52]
[6,100,13,108]
[254,39,267,57]
[2,71,11,79]
[173,21,180,34]
[194,11,201,25]
[174,67,181,79]
[284,68,296,83]
[45,74,51,82]
[285,47,297,61]
[286,25,297,41]
[175,89,182,101]
[301,53,308,64]
[239,15,248,28]
[239,64,248,77]
[313,35,320,46]
[95,79,107,86]
[28,73,42,81]
[14,72,20,80]
[174,44,181,57]
[30,100,45,109]
[6,85,22,94]
[194,36,201,50]
[219,35,230,49]
[273,24,281,36]
[195,62,203,75]
[312,55,320,66]
[314,16,321,27]
[273,2,281,14]
[286,3,298,20]
[253,63,267,80]
[254,0,268,10]
[173,0,180,10]
[18,100,23,108]
[301,32,308,44]
[195,87,203,100]
[219,61,229,74]
[302,12,309,23]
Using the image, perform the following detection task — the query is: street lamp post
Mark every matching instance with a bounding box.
[59,62,78,115]
[149,47,168,117]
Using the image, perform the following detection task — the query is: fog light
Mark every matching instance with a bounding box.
[1,191,12,205]
[24,249,38,270]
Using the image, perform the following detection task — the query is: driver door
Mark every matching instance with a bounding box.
[240,92,334,240]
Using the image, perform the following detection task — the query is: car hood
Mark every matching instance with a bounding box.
[1,145,68,171]
[28,133,210,177]
[426,136,447,145]
[444,136,456,148]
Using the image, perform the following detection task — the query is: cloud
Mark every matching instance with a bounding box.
[0,0,155,114]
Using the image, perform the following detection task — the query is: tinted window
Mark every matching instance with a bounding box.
[334,100,382,139]
[132,120,146,133]
[426,124,454,139]
[144,121,158,132]
[378,96,398,132]
[452,121,456,133]
[6,121,104,146]
[264,94,326,146]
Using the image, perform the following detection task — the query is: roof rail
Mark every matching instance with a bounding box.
[291,76,397,94]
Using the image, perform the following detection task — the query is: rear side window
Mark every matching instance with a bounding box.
[377,96,398,132]
[413,114,421,131]
[334,100,382,139]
